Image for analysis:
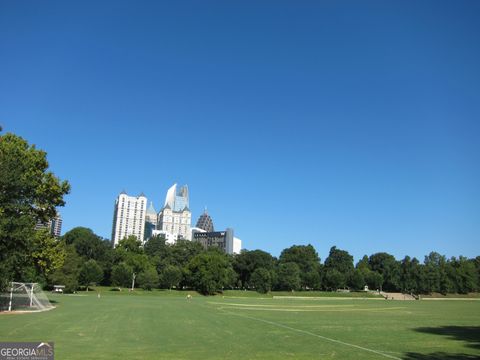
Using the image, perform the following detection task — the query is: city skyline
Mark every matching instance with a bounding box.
[2,1,479,262]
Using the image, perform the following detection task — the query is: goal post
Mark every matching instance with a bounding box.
[0,282,54,312]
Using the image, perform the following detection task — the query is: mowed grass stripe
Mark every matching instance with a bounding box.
[217,308,403,360]
[213,305,406,312]
[207,301,356,308]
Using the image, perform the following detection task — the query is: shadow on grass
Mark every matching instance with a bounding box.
[404,352,480,359]
[404,326,480,359]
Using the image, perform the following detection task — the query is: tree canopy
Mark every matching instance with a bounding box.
[0,132,70,290]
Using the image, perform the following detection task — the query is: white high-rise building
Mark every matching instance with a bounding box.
[111,192,147,247]
[35,212,62,237]
[157,184,191,242]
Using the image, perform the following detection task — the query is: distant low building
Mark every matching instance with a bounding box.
[191,227,242,255]
[151,229,180,245]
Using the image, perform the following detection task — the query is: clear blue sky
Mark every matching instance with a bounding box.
[1,1,479,262]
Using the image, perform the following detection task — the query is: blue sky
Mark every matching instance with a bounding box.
[1,1,479,262]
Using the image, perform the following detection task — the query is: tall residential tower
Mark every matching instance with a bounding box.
[111,192,147,247]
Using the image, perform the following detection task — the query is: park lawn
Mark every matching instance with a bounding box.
[0,291,479,359]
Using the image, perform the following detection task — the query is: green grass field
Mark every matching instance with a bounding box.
[1,290,479,359]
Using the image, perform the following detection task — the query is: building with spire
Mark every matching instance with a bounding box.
[111,192,147,247]
[195,208,214,232]
[157,184,191,242]
[191,209,242,255]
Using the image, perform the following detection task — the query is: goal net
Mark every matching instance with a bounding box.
[0,282,54,312]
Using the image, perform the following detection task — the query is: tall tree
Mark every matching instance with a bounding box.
[424,252,450,294]
[324,268,346,290]
[0,132,70,290]
[78,259,104,289]
[137,265,159,290]
[276,262,301,291]
[62,227,114,285]
[347,269,365,291]
[111,263,134,288]
[250,268,273,293]
[233,249,276,288]
[447,256,477,294]
[32,229,66,281]
[144,234,168,257]
[169,240,204,268]
[400,256,422,293]
[324,246,354,274]
[63,227,110,261]
[186,250,234,295]
[160,265,183,290]
[49,244,82,293]
[368,252,400,292]
[279,245,321,289]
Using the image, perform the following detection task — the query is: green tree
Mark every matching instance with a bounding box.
[276,262,301,291]
[324,269,346,290]
[78,259,104,289]
[400,256,422,293]
[49,244,82,293]
[63,227,111,261]
[0,132,70,290]
[111,263,133,288]
[62,227,115,285]
[356,255,380,291]
[144,234,168,257]
[233,249,276,288]
[447,256,477,294]
[356,255,370,272]
[137,266,159,290]
[423,252,451,294]
[169,240,204,268]
[365,271,383,291]
[347,269,365,291]
[186,250,234,295]
[474,256,480,290]
[368,252,400,292]
[32,229,66,280]
[324,246,354,275]
[114,235,151,276]
[116,235,143,255]
[279,245,321,289]
[160,265,183,290]
[250,268,273,293]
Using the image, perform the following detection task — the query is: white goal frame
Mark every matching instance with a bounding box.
[4,282,54,312]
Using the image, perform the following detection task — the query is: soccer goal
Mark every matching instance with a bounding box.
[0,282,54,312]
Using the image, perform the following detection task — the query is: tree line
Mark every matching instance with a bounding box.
[1,130,479,295]
[45,231,480,295]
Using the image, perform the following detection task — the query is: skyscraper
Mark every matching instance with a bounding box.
[164,183,189,211]
[111,192,147,247]
[195,208,214,233]
[144,201,157,240]
[35,212,62,237]
[157,184,191,241]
